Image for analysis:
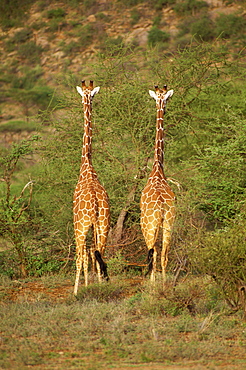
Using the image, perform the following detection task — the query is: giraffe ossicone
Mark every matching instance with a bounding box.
[140,84,176,286]
[73,80,110,296]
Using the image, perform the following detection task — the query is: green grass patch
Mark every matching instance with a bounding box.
[0,275,246,369]
[0,120,40,132]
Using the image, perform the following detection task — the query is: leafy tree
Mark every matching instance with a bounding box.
[0,138,37,277]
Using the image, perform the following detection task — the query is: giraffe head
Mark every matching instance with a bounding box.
[76,80,100,105]
[149,85,174,108]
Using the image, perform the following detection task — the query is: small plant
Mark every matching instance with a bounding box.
[46,8,66,19]
[107,252,127,276]
[130,8,141,25]
[153,15,162,27]
[95,12,111,22]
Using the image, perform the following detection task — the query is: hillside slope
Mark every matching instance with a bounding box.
[0,0,245,138]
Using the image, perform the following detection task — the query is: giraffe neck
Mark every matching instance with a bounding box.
[81,96,93,166]
[154,98,165,169]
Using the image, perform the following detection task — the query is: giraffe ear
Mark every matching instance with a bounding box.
[164,89,174,101]
[76,86,83,97]
[91,86,100,97]
[149,90,157,101]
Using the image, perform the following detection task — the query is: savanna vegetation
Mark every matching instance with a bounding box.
[0,0,246,368]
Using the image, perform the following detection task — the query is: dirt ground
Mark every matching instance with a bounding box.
[1,278,73,302]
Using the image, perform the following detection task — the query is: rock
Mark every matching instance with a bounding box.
[125,27,150,46]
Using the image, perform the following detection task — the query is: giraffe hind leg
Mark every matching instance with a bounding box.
[95,250,109,281]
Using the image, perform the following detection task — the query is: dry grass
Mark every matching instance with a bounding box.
[0,273,246,369]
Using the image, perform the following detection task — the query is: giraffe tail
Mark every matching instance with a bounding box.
[95,250,109,281]
[145,248,154,277]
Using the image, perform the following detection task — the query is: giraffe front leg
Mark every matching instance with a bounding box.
[150,248,157,283]
[74,244,83,296]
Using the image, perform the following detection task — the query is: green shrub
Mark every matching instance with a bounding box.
[13,85,56,111]
[177,17,193,37]
[12,28,33,43]
[31,21,46,31]
[17,41,44,64]
[62,40,81,55]
[117,0,145,6]
[148,26,170,46]
[46,18,67,32]
[47,8,66,19]
[154,0,176,11]
[0,0,33,28]
[107,252,127,276]
[99,36,124,55]
[215,13,246,39]
[190,217,246,315]
[174,0,208,16]
[191,15,215,41]
[130,8,141,25]
[5,28,33,52]
[0,120,39,133]
[78,24,96,48]
[11,66,43,90]
[152,15,162,27]
[95,12,111,22]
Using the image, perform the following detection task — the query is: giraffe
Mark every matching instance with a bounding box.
[73,80,110,296]
[140,84,176,285]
